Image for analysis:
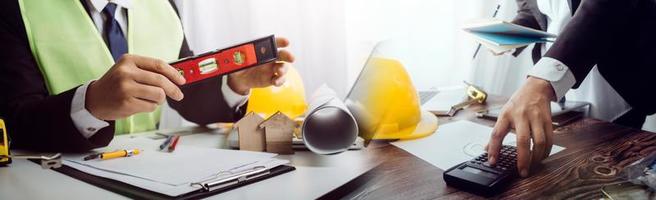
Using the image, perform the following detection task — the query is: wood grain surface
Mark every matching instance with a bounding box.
[319,97,656,200]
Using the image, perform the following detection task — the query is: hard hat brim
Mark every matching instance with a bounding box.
[370,110,438,140]
[397,110,439,140]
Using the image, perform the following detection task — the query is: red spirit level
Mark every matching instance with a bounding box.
[170,35,279,85]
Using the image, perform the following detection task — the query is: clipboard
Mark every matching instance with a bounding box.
[34,160,295,200]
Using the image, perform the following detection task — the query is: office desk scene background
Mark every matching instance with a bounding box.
[165,0,656,131]
[4,97,655,199]
[3,0,656,199]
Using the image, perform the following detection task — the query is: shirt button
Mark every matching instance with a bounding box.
[555,64,564,71]
[87,127,97,132]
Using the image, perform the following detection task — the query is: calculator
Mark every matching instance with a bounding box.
[443,145,518,197]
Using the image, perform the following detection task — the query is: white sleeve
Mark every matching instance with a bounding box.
[527,57,577,101]
[70,81,110,138]
[221,76,250,110]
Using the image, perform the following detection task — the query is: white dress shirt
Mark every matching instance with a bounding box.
[528,0,631,121]
[71,0,249,138]
[527,0,577,101]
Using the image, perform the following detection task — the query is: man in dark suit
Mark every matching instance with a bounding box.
[486,0,655,177]
[510,0,635,129]
[0,0,294,152]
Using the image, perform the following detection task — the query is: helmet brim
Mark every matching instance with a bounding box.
[370,110,438,140]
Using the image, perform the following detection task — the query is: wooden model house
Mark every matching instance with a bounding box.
[234,112,265,152]
[259,112,296,154]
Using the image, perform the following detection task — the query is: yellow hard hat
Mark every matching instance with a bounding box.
[246,66,308,119]
[346,57,438,140]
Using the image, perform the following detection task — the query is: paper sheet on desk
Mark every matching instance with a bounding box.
[392,120,564,170]
[421,87,466,112]
[62,137,288,197]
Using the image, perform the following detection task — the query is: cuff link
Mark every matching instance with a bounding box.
[555,63,565,71]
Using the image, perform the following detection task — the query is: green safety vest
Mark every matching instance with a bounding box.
[18,0,184,134]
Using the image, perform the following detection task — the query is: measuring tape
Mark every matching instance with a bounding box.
[0,118,10,165]
[445,81,489,117]
[171,35,279,85]
[464,81,488,104]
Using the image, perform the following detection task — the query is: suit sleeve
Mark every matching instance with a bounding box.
[0,1,114,152]
[166,1,246,125]
[543,0,639,88]
[167,77,246,125]
[511,0,542,57]
[510,0,541,30]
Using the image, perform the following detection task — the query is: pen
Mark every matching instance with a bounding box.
[159,135,174,151]
[83,149,140,161]
[472,4,501,60]
[168,135,180,152]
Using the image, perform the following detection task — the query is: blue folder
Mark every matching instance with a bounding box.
[472,32,551,46]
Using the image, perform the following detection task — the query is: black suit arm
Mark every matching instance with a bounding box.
[0,1,113,152]
[511,0,541,30]
[167,78,245,125]
[543,0,639,88]
[1,88,115,152]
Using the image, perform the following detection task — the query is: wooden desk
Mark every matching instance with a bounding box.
[321,98,656,199]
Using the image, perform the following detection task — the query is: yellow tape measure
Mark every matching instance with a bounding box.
[445,81,489,117]
[464,81,488,103]
[0,118,11,165]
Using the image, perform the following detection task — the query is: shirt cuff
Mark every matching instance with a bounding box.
[221,76,250,110]
[527,57,577,101]
[71,81,110,138]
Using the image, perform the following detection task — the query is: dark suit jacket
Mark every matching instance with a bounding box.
[511,0,580,63]
[512,0,656,117]
[0,0,244,152]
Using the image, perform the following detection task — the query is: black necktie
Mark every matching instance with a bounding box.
[569,0,581,15]
[102,3,128,62]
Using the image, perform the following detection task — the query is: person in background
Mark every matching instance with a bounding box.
[0,0,294,152]
[509,0,632,125]
[486,0,656,177]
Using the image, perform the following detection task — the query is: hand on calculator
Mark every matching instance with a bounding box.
[486,77,555,177]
